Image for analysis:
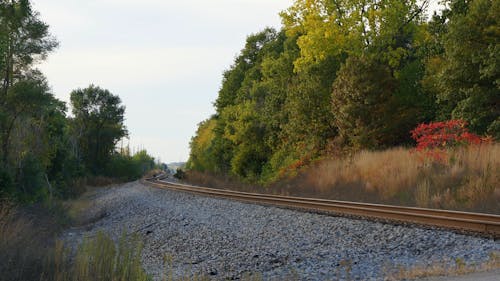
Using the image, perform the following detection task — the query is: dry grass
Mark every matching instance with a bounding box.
[0,201,151,281]
[185,170,261,192]
[64,176,123,199]
[0,202,58,281]
[1,187,224,281]
[65,186,113,227]
[186,144,500,213]
[294,144,499,212]
[386,251,500,280]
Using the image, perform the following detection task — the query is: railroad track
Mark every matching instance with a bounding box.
[143,177,500,237]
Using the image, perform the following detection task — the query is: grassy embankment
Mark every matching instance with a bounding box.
[187,144,500,214]
[0,179,240,281]
[0,199,264,281]
[2,166,498,281]
[0,186,150,281]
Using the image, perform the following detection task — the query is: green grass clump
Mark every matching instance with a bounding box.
[50,231,150,281]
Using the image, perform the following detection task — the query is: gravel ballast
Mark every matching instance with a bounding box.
[63,181,500,280]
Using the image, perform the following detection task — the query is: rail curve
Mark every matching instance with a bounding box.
[143,177,500,237]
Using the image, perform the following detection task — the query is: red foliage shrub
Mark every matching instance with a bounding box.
[410,120,487,162]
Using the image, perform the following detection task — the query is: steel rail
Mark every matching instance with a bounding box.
[143,178,500,237]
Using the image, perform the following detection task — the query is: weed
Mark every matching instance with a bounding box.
[0,201,151,281]
[0,202,59,281]
[386,250,500,280]
[68,231,149,281]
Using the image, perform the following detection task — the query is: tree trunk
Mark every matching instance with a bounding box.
[45,173,53,200]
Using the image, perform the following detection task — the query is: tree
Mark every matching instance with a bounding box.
[187,0,497,185]
[0,0,58,97]
[1,73,52,166]
[0,0,58,168]
[281,0,429,72]
[0,72,70,201]
[70,85,127,174]
[331,56,397,149]
[435,0,499,138]
[186,118,218,172]
[214,28,279,111]
[210,28,283,177]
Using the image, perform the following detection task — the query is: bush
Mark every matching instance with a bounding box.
[104,150,155,182]
[174,168,186,180]
[105,154,141,181]
[16,153,47,203]
[410,120,486,162]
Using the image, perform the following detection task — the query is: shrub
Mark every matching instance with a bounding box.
[174,168,186,180]
[410,120,486,162]
[16,153,47,202]
[104,150,156,182]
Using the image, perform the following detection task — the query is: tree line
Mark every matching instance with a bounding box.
[187,0,499,183]
[0,0,156,202]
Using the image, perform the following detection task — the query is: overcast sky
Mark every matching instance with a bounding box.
[32,0,442,164]
[32,0,293,163]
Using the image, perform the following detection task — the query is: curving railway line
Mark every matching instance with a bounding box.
[143,176,500,238]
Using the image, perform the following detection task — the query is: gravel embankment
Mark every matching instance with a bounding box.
[63,181,499,280]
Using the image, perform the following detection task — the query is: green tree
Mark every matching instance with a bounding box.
[0,0,75,201]
[214,28,280,111]
[281,0,429,72]
[105,149,155,181]
[332,56,397,149]
[188,0,499,184]
[280,0,430,150]
[70,85,127,174]
[0,0,57,96]
[0,0,58,169]
[132,149,155,175]
[210,28,283,177]
[186,118,218,172]
[435,0,499,137]
[0,73,72,201]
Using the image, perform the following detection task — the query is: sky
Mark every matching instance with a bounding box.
[32,0,294,163]
[32,0,442,164]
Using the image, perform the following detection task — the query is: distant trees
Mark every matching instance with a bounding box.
[0,1,156,202]
[187,118,217,172]
[104,149,156,181]
[188,0,499,184]
[70,85,127,174]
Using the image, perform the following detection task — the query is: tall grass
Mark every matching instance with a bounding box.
[286,144,500,213]
[57,232,149,281]
[186,144,500,213]
[0,203,47,281]
[0,202,150,281]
